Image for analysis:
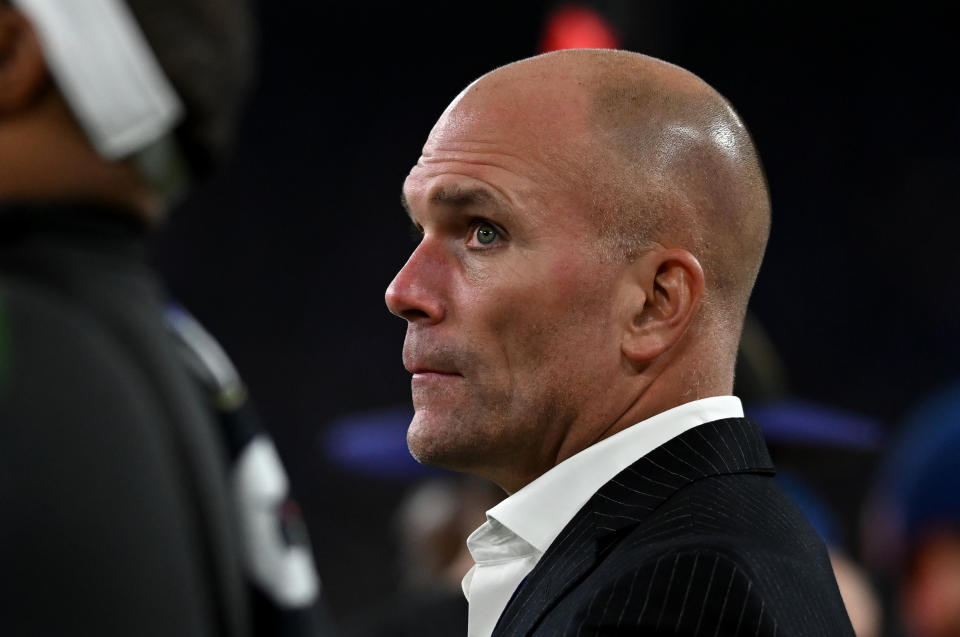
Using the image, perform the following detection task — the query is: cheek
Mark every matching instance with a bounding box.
[539,256,615,331]
[472,258,612,367]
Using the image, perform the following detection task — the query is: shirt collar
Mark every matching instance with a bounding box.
[485,396,744,553]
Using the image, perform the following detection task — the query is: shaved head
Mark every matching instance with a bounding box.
[390,48,772,486]
[458,48,771,339]
[579,51,769,318]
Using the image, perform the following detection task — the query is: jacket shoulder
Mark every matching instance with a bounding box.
[539,473,855,636]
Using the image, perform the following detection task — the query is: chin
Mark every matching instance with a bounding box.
[405,410,481,473]
[405,418,453,467]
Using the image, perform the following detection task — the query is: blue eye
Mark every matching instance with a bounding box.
[475,223,498,245]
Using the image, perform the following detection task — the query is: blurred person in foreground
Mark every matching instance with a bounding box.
[385,48,855,636]
[0,1,327,635]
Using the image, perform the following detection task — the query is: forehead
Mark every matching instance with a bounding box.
[403,77,594,217]
[400,179,513,224]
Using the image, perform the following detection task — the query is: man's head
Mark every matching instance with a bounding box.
[0,0,256,219]
[385,49,770,493]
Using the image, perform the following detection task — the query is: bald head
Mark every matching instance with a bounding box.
[579,51,770,322]
[392,49,771,484]
[448,48,770,333]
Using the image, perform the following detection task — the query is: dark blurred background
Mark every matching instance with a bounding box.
[149,1,958,632]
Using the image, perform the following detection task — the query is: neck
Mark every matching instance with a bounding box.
[556,337,735,469]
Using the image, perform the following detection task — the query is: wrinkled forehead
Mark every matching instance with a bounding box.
[405,77,595,220]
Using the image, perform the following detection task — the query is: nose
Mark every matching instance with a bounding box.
[384,241,446,323]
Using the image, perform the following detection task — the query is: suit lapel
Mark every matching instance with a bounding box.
[492,417,773,636]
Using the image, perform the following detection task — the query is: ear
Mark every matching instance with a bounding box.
[0,6,48,115]
[620,248,705,363]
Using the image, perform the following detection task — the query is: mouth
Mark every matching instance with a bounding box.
[402,334,465,379]
[407,365,462,378]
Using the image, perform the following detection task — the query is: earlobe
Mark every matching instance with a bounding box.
[621,249,705,364]
[0,7,48,115]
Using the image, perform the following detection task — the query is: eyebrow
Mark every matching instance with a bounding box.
[400,185,506,219]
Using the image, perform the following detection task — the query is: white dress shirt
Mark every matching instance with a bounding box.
[461,396,744,637]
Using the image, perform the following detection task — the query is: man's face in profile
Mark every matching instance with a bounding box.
[384,81,626,490]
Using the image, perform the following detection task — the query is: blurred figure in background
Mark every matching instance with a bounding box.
[394,476,503,596]
[863,380,960,637]
[351,476,503,637]
[775,470,883,637]
[0,1,328,635]
[736,316,885,637]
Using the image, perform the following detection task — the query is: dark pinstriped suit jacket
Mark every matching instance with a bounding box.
[492,418,855,636]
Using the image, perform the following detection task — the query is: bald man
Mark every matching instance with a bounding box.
[385,49,855,636]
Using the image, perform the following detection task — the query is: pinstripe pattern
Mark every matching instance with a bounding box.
[491,418,855,636]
